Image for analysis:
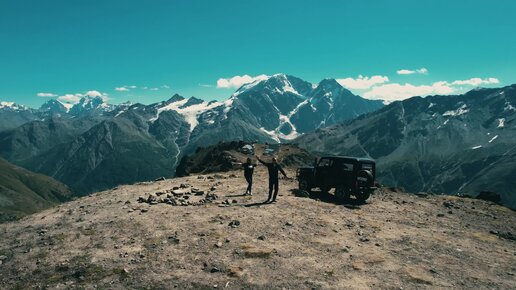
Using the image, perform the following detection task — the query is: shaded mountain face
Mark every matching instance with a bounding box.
[0,74,382,195]
[0,158,71,222]
[295,85,516,209]
[0,102,39,131]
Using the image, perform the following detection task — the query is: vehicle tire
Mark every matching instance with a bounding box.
[320,186,331,193]
[357,170,374,187]
[335,187,350,200]
[298,179,310,191]
[354,189,371,203]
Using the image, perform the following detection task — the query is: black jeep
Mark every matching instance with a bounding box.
[296,156,377,203]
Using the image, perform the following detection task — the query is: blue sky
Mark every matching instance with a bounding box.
[1,0,515,108]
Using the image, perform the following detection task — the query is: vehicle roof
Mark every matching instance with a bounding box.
[321,156,375,163]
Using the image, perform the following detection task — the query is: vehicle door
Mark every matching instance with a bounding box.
[315,158,333,187]
[340,160,355,188]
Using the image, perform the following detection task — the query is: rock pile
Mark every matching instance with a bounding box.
[137,183,218,207]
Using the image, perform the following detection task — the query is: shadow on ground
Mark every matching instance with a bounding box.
[290,189,367,208]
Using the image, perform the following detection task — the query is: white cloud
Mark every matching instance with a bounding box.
[127,85,137,89]
[336,75,389,90]
[37,92,58,97]
[150,88,159,91]
[362,76,500,101]
[397,68,428,75]
[199,83,213,88]
[84,90,104,98]
[452,77,499,86]
[363,82,456,101]
[57,90,108,104]
[58,94,82,104]
[161,85,171,89]
[115,87,129,91]
[217,74,269,89]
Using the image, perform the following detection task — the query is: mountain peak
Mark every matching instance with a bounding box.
[39,99,68,113]
[0,101,27,111]
[167,94,185,103]
[317,78,342,89]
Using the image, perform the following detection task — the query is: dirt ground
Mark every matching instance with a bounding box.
[1,166,515,290]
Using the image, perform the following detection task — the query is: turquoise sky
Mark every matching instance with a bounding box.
[1,0,515,107]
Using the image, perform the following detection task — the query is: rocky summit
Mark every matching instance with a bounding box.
[0,165,515,289]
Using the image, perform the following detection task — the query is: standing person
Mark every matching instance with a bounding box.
[243,157,255,196]
[255,155,288,203]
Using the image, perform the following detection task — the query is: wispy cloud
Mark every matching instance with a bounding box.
[452,77,499,86]
[362,77,500,101]
[37,92,58,97]
[149,88,159,91]
[336,75,389,90]
[115,87,130,91]
[217,74,269,89]
[161,85,171,89]
[363,82,454,101]
[199,83,214,88]
[397,68,428,75]
[57,90,109,104]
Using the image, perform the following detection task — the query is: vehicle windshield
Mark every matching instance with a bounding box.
[361,163,373,170]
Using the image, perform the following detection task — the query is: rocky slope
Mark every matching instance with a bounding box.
[0,158,71,222]
[176,141,315,177]
[0,166,514,289]
[296,85,516,209]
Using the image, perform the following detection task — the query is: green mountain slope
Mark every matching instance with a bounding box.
[0,158,71,222]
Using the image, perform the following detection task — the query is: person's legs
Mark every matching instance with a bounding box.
[245,175,253,195]
[272,179,279,201]
[267,179,274,202]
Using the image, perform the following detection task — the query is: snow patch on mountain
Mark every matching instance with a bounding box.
[489,135,498,143]
[443,104,469,117]
[260,127,280,143]
[498,118,505,128]
[471,145,483,150]
[0,101,26,111]
[151,98,223,131]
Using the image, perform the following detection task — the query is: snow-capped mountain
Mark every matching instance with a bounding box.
[0,74,383,195]
[296,84,516,209]
[0,101,28,111]
[38,99,70,116]
[224,74,383,141]
[68,96,113,116]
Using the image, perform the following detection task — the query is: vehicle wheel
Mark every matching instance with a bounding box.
[335,187,350,200]
[320,186,331,193]
[354,189,371,203]
[298,179,310,191]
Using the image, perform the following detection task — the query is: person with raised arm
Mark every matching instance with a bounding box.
[255,155,288,203]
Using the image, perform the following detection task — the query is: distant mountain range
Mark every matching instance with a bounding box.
[0,158,71,222]
[0,74,382,195]
[295,85,516,209]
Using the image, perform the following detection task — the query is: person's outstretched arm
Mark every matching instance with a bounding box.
[279,165,288,178]
[255,155,266,165]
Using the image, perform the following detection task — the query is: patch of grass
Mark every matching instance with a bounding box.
[53,233,67,242]
[240,245,273,259]
[471,232,498,242]
[143,237,162,251]
[79,227,96,236]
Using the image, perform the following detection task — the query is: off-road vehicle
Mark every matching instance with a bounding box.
[296,156,377,202]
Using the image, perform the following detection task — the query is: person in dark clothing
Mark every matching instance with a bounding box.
[243,157,255,196]
[255,155,288,203]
